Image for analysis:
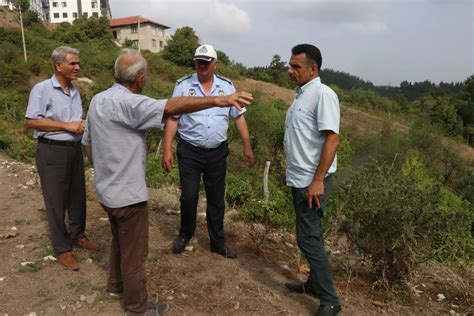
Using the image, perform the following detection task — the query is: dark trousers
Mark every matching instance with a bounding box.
[291,176,340,306]
[35,141,86,255]
[177,140,229,248]
[102,201,149,314]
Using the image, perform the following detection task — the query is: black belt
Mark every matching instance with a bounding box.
[180,139,226,152]
[38,137,82,147]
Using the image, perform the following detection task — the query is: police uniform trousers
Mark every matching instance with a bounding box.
[291,175,340,306]
[35,139,86,255]
[101,201,149,314]
[177,139,229,248]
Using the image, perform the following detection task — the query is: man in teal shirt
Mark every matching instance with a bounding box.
[283,44,341,316]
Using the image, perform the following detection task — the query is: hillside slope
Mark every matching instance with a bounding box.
[234,77,474,162]
[0,152,459,315]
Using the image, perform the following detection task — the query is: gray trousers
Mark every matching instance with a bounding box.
[35,141,86,255]
[291,175,340,306]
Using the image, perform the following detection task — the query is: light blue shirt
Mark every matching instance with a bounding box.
[172,73,245,149]
[25,75,83,141]
[284,77,340,188]
[82,83,166,208]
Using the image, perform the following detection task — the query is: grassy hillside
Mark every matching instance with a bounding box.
[0,10,472,293]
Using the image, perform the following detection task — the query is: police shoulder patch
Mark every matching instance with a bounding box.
[175,74,192,85]
[216,74,233,86]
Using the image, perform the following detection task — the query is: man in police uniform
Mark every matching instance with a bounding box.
[162,44,255,259]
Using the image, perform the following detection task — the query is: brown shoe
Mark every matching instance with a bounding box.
[73,236,98,251]
[57,252,79,270]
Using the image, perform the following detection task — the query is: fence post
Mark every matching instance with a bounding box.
[263,161,271,204]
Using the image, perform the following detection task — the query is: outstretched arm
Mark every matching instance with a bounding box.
[164,92,253,117]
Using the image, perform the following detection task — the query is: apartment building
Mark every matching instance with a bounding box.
[110,16,170,53]
[0,0,14,10]
[40,0,110,23]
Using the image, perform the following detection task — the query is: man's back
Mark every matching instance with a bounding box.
[83,83,166,208]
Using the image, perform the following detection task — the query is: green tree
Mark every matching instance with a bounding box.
[216,50,231,65]
[458,75,474,142]
[162,26,199,67]
[15,0,29,12]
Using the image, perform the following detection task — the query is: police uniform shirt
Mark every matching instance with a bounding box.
[172,73,246,149]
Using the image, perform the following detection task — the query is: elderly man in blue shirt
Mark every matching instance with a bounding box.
[82,49,252,316]
[25,46,98,271]
[161,44,255,259]
[283,44,342,316]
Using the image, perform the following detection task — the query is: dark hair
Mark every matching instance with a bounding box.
[291,44,322,70]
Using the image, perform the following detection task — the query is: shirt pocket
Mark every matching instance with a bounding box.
[291,106,316,130]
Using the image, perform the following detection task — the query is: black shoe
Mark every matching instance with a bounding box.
[285,282,318,297]
[172,235,189,254]
[210,244,237,259]
[315,304,341,316]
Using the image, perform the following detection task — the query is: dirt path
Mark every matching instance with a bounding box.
[0,152,461,315]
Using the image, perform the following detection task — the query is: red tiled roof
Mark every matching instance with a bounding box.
[110,16,170,29]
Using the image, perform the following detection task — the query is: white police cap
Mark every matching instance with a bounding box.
[193,44,217,62]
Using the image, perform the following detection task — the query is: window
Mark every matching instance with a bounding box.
[131,25,138,33]
[91,1,97,8]
[52,2,58,7]
[152,27,157,35]
[92,12,98,17]
[83,12,88,18]
[53,12,59,18]
[152,39,156,47]
[159,41,163,48]
[62,12,67,18]
[73,12,77,18]
[132,40,138,47]
[112,31,117,39]
[61,2,66,7]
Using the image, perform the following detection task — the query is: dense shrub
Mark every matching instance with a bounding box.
[145,155,179,188]
[338,157,473,288]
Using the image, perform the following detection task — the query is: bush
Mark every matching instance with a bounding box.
[145,155,179,188]
[338,157,474,288]
[238,175,294,229]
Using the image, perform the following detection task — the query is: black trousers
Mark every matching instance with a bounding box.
[291,175,340,306]
[35,141,86,255]
[177,140,229,248]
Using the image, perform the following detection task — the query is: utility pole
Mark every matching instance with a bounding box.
[137,15,141,52]
[19,4,27,62]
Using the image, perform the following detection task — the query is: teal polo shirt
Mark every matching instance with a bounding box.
[284,77,340,188]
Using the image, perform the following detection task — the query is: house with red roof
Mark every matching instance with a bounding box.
[110,16,170,53]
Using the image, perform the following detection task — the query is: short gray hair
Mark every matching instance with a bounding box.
[114,49,147,85]
[51,46,80,64]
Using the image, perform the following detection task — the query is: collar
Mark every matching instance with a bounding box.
[295,76,321,97]
[190,73,221,87]
[112,82,133,94]
[51,74,77,96]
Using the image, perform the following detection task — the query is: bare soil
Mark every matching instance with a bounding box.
[0,7,20,29]
[1,152,471,315]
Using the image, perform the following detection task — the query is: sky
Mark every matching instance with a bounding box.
[110,0,474,86]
